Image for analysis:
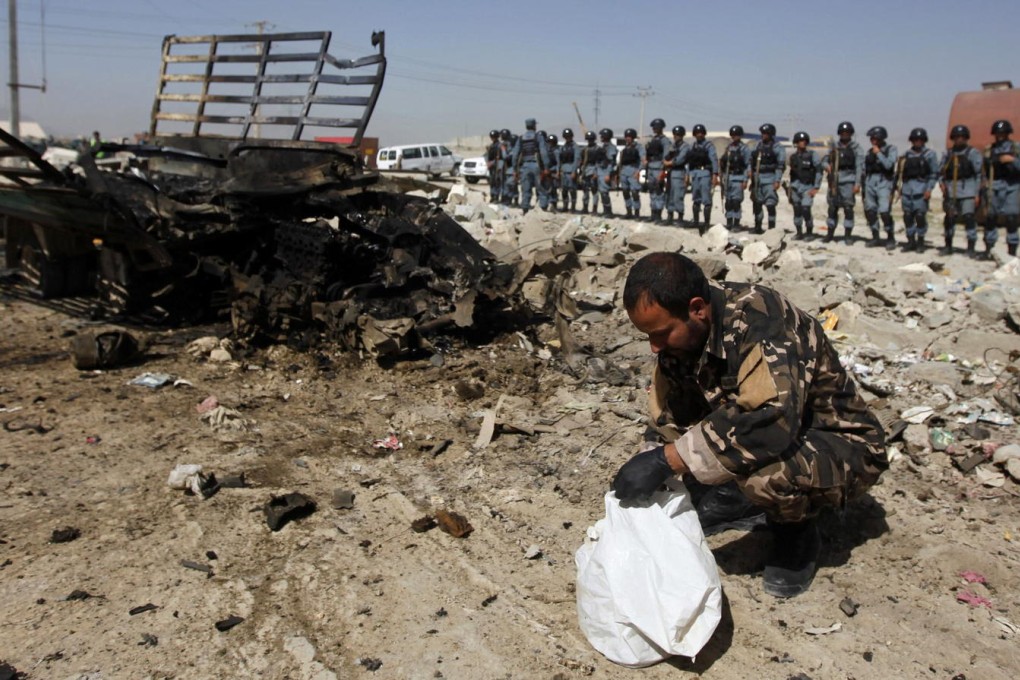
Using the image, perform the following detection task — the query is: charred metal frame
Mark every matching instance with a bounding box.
[149,30,386,145]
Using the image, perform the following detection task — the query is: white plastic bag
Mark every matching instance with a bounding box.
[575,483,722,667]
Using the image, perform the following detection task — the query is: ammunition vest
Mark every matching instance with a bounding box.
[646,136,665,161]
[560,143,575,165]
[486,142,500,162]
[688,143,711,169]
[865,148,894,179]
[591,145,607,166]
[901,153,930,180]
[620,144,640,165]
[520,132,539,158]
[832,145,856,171]
[943,149,977,180]
[790,152,817,184]
[723,145,746,174]
[752,143,779,173]
[547,149,558,169]
[990,142,1020,180]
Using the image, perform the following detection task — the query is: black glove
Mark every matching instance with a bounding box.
[612,446,674,501]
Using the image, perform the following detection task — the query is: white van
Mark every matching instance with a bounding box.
[376,143,462,177]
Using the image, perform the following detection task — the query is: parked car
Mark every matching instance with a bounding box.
[458,156,488,183]
[376,143,461,178]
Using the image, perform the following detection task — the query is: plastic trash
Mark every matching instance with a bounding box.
[575,484,722,667]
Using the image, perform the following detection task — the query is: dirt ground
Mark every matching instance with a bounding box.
[2,184,1020,680]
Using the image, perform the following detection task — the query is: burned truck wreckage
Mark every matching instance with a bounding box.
[0,30,579,358]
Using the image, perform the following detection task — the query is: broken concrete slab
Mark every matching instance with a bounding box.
[741,241,770,265]
[970,286,1008,323]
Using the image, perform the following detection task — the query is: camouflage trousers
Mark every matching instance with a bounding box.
[735,429,888,523]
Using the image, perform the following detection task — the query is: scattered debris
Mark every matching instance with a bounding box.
[839,597,859,617]
[0,661,22,680]
[803,622,842,635]
[129,603,159,616]
[129,373,173,389]
[138,633,159,647]
[524,544,543,560]
[481,594,498,607]
[50,527,81,544]
[214,615,244,632]
[70,330,141,370]
[331,489,356,510]
[434,509,473,538]
[65,589,95,601]
[196,396,219,414]
[264,492,317,531]
[372,434,402,450]
[959,570,987,585]
[166,464,218,498]
[357,657,382,671]
[180,560,214,576]
[200,406,252,432]
[956,590,992,609]
[411,516,437,533]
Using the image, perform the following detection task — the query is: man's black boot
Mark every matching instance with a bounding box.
[695,482,766,536]
[967,239,976,256]
[865,231,883,247]
[763,517,820,598]
[940,235,953,255]
[665,212,675,226]
[884,234,896,251]
[1010,243,1018,256]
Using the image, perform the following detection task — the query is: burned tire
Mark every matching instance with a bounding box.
[465,177,481,184]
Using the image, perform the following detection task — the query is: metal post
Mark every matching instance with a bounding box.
[634,86,653,140]
[8,0,20,135]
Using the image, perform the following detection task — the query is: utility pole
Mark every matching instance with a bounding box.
[634,86,654,140]
[593,85,601,131]
[7,0,20,135]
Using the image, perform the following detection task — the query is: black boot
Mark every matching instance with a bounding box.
[654,210,663,224]
[916,235,927,254]
[603,205,613,217]
[823,227,835,243]
[902,234,916,252]
[865,231,883,247]
[794,224,804,240]
[695,482,766,536]
[805,221,814,240]
[1010,243,1017,256]
[754,216,764,234]
[939,235,954,255]
[884,234,896,250]
[843,229,853,245]
[665,212,675,226]
[967,239,977,256]
[763,518,820,598]
[625,208,633,219]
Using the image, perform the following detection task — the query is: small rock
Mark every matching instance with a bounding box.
[209,348,232,363]
[524,544,543,560]
[992,444,1020,464]
[838,597,858,617]
[50,526,81,544]
[331,489,356,510]
[215,615,244,632]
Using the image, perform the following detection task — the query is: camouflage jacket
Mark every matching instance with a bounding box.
[649,281,886,484]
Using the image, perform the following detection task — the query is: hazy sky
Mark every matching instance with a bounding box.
[2,0,1018,149]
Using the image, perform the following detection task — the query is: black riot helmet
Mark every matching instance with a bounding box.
[672,125,686,137]
[729,125,744,137]
[562,128,574,138]
[992,119,1014,135]
[585,130,597,142]
[500,128,511,141]
[837,121,855,135]
[950,124,970,140]
[624,128,637,139]
[793,131,810,144]
[547,134,558,145]
[692,124,707,136]
[909,127,928,143]
[867,125,888,141]
[759,123,776,136]
[489,129,499,139]
[599,127,613,141]
[650,118,665,131]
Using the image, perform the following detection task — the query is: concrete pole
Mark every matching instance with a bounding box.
[8,0,20,135]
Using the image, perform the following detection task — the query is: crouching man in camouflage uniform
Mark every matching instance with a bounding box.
[614,252,888,598]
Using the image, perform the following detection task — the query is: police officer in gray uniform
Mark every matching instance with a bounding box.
[512,118,549,214]
[751,123,786,234]
[939,124,983,255]
[500,129,517,207]
[644,118,672,223]
[823,121,864,243]
[788,131,823,240]
[485,129,504,204]
[899,128,940,253]
[688,124,719,234]
[665,125,691,226]
[618,128,645,219]
[558,128,580,213]
[596,128,618,216]
[721,125,752,229]
[863,126,898,249]
[580,130,599,214]
[984,119,1020,258]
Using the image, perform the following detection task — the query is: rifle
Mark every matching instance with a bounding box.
[828,144,840,206]
[752,145,762,201]
[781,180,793,205]
[891,156,905,203]
[720,145,731,198]
[945,153,958,223]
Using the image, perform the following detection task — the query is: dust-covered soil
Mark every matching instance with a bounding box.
[2,186,1020,680]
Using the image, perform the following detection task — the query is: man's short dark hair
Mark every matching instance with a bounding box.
[623,252,710,320]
